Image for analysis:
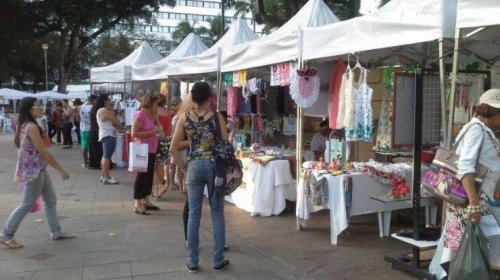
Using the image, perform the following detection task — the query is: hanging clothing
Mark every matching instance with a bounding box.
[227,87,238,118]
[232,71,240,87]
[328,60,346,129]
[256,93,262,115]
[279,63,290,86]
[270,64,280,86]
[290,66,320,108]
[376,89,393,147]
[124,99,140,126]
[238,70,247,87]
[345,69,373,141]
[336,66,355,129]
[224,72,233,86]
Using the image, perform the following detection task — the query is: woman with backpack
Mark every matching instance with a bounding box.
[170,82,230,273]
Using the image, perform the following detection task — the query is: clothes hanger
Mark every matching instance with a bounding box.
[354,56,364,70]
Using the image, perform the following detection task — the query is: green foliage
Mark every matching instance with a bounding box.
[12,0,175,92]
[382,66,394,93]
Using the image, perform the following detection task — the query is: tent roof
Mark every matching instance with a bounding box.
[34,91,70,100]
[91,42,163,83]
[457,0,500,29]
[302,0,457,63]
[166,17,258,77]
[0,88,33,100]
[221,0,340,72]
[132,33,208,81]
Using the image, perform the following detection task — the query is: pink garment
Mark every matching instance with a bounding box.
[256,92,262,115]
[210,94,217,111]
[133,110,158,153]
[227,87,238,118]
[279,63,290,86]
[329,60,346,129]
[14,122,47,183]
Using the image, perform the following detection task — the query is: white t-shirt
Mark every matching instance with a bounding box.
[79,103,93,132]
[124,100,140,126]
[311,132,327,153]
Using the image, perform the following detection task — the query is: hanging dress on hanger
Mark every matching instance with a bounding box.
[329,60,346,129]
[336,65,354,129]
[345,69,373,141]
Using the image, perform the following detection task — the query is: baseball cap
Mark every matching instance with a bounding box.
[479,89,500,109]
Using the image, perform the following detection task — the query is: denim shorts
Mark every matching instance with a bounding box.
[101,136,116,159]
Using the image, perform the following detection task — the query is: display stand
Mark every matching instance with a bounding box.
[384,68,437,279]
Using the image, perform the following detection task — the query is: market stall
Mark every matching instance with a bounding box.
[297,166,437,245]
[296,0,457,278]
[90,42,163,95]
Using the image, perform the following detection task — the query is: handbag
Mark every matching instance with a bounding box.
[212,113,243,196]
[128,142,149,173]
[421,123,488,206]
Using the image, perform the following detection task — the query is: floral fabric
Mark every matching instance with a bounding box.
[443,193,488,252]
[184,113,217,161]
[14,122,47,183]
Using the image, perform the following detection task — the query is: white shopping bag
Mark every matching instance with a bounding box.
[128,142,148,172]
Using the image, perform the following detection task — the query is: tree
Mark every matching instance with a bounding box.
[227,0,390,33]
[0,1,39,89]
[207,16,228,45]
[25,0,175,93]
[171,21,210,45]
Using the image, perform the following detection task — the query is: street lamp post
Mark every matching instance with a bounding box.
[42,44,49,91]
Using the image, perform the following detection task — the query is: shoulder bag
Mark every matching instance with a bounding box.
[212,112,243,196]
[421,123,488,206]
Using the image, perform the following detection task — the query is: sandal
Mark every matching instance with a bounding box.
[134,207,150,215]
[156,187,167,200]
[0,238,23,249]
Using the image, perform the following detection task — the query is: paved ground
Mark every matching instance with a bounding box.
[0,133,418,280]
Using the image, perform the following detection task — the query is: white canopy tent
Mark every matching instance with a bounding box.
[446,0,500,149]
[90,42,163,83]
[221,0,340,72]
[52,84,91,99]
[132,33,208,81]
[456,0,500,29]
[33,91,71,100]
[302,0,456,65]
[166,17,258,77]
[0,88,33,100]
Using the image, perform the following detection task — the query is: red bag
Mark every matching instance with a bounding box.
[43,136,52,147]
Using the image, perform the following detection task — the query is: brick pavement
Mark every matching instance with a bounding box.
[0,133,416,280]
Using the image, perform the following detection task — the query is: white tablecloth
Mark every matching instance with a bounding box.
[297,173,437,245]
[226,158,296,216]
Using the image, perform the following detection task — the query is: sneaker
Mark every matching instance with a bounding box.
[186,264,198,273]
[213,260,230,272]
[100,176,117,183]
[102,177,119,185]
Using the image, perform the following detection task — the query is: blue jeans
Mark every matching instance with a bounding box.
[1,169,63,239]
[186,159,225,267]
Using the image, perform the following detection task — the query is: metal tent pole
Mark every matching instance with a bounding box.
[438,39,447,146]
[446,28,461,149]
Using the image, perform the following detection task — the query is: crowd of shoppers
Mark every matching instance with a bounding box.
[1,85,231,273]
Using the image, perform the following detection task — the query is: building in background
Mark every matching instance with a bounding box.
[134,0,265,40]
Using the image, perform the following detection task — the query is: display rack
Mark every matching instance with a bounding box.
[384,68,437,280]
